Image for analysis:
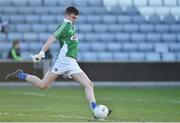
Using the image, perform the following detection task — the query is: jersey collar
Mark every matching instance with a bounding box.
[64,18,72,25]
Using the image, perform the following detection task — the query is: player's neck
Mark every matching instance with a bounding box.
[64,18,73,24]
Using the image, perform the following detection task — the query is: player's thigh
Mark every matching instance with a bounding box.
[41,71,59,85]
[72,72,94,87]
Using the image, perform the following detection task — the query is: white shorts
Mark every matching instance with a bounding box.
[50,56,83,78]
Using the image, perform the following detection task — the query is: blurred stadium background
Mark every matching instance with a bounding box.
[0,0,180,122]
[1,0,180,61]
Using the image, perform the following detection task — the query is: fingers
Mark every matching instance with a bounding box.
[39,51,45,58]
[30,55,41,62]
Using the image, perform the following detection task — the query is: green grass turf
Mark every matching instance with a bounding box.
[0,87,180,122]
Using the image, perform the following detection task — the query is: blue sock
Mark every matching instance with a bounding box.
[17,72,27,80]
[90,102,97,110]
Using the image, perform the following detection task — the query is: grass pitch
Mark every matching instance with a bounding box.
[0,86,180,122]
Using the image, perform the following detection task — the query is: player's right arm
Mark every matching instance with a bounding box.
[31,35,56,62]
[31,22,70,62]
[41,35,56,53]
[53,22,71,40]
[41,22,70,52]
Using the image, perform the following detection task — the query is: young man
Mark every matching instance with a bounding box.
[5,6,111,118]
[7,39,22,61]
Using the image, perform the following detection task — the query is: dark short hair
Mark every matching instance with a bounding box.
[13,39,19,47]
[65,6,79,15]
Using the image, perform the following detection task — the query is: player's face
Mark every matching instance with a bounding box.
[67,14,78,23]
[15,43,20,49]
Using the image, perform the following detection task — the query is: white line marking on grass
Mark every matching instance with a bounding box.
[0,112,112,122]
[10,91,56,97]
[23,92,56,97]
[0,112,25,116]
[10,92,85,100]
[168,100,180,104]
[50,114,88,120]
[10,91,112,101]
[21,92,47,97]
[0,112,86,120]
[0,112,10,115]
[0,112,88,121]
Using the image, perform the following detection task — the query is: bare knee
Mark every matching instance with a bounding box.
[38,83,49,89]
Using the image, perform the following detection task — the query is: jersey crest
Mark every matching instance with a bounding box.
[70,34,78,41]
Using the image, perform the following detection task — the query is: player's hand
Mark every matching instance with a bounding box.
[30,51,45,62]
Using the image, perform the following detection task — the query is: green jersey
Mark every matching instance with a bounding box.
[54,19,78,59]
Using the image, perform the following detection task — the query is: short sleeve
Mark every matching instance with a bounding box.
[53,22,71,39]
